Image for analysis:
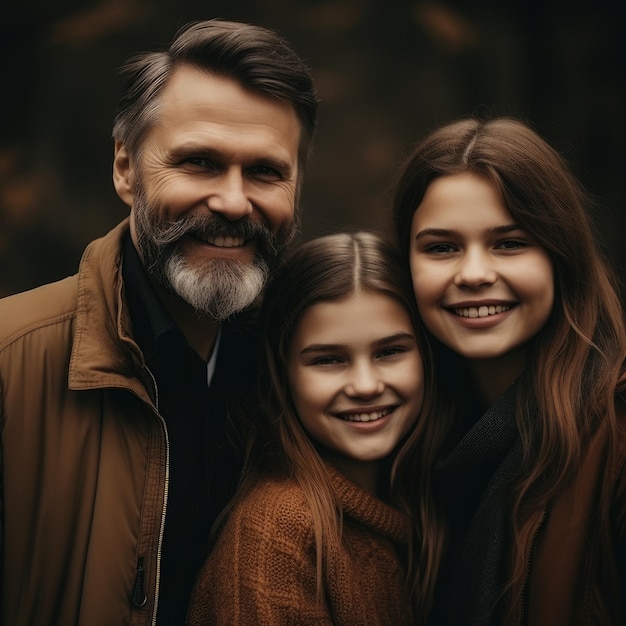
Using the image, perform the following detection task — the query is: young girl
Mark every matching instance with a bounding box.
[187,232,438,625]
[392,116,626,625]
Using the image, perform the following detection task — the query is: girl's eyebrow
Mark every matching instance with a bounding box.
[299,343,344,355]
[373,332,416,347]
[415,223,521,239]
[298,332,415,355]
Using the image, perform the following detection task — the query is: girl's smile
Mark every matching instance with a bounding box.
[287,290,424,488]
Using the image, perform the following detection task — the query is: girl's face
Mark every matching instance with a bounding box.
[287,290,423,486]
[409,172,554,380]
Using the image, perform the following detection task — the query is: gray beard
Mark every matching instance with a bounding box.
[162,249,268,320]
[132,187,294,320]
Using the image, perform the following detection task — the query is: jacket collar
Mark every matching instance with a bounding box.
[68,219,152,402]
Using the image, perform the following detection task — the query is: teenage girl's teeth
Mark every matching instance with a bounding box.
[342,408,391,422]
[454,304,511,318]
[206,235,245,247]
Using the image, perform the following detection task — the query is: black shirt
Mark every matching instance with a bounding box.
[122,236,257,625]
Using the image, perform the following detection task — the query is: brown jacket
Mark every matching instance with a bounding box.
[522,399,626,625]
[2,220,174,625]
[187,465,415,625]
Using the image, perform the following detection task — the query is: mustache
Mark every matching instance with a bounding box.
[150,213,267,244]
[149,213,286,259]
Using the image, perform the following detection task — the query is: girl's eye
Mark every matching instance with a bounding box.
[310,356,342,366]
[377,346,407,359]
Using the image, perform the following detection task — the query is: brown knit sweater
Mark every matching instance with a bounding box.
[186,465,414,625]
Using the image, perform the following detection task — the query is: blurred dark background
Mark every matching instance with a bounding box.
[1,0,625,297]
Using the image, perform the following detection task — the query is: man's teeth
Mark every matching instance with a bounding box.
[454,304,511,318]
[206,235,246,247]
[341,408,391,422]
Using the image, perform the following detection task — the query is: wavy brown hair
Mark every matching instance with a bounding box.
[237,231,444,610]
[392,116,626,621]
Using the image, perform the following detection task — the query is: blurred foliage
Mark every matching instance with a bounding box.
[1,0,625,296]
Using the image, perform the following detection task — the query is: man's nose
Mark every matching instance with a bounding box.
[206,169,253,221]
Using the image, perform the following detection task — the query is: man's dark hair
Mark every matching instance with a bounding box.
[112,19,318,185]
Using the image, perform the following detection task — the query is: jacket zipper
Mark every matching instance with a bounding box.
[131,558,147,607]
[129,366,170,626]
[518,508,548,625]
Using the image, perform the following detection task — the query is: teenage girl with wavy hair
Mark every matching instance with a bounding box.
[392,116,626,625]
[188,232,443,625]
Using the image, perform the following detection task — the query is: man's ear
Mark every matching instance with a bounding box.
[113,142,135,207]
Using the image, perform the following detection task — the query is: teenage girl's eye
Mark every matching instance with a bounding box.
[495,239,528,250]
[424,242,457,254]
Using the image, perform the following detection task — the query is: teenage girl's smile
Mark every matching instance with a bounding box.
[444,300,517,329]
[410,171,554,377]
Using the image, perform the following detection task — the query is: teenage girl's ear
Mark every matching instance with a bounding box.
[112,141,135,208]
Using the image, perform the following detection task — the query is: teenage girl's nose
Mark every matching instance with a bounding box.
[206,169,253,221]
[454,246,497,289]
[344,361,385,398]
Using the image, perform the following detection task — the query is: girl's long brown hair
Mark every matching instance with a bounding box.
[392,116,626,621]
[237,231,444,612]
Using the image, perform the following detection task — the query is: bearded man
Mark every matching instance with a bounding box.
[0,19,318,626]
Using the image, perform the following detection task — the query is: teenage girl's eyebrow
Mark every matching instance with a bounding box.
[298,332,415,355]
[414,227,454,240]
[414,224,521,239]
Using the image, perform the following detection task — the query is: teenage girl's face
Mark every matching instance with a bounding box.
[409,172,554,377]
[287,290,423,482]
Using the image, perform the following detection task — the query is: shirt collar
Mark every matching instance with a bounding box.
[122,234,178,360]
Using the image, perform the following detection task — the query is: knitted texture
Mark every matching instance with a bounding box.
[187,465,414,625]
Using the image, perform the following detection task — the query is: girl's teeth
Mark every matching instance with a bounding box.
[343,408,391,422]
[454,304,511,318]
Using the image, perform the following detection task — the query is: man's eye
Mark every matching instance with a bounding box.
[184,157,209,167]
[249,165,281,178]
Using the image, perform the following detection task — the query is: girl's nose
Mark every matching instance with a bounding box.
[344,362,385,398]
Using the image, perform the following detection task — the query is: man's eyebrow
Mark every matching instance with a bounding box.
[168,144,294,173]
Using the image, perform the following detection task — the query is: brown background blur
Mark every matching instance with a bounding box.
[1,0,625,298]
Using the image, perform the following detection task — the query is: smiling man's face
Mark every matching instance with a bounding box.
[113,65,301,319]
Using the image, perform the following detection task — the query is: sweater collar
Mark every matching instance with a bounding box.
[325,463,409,543]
